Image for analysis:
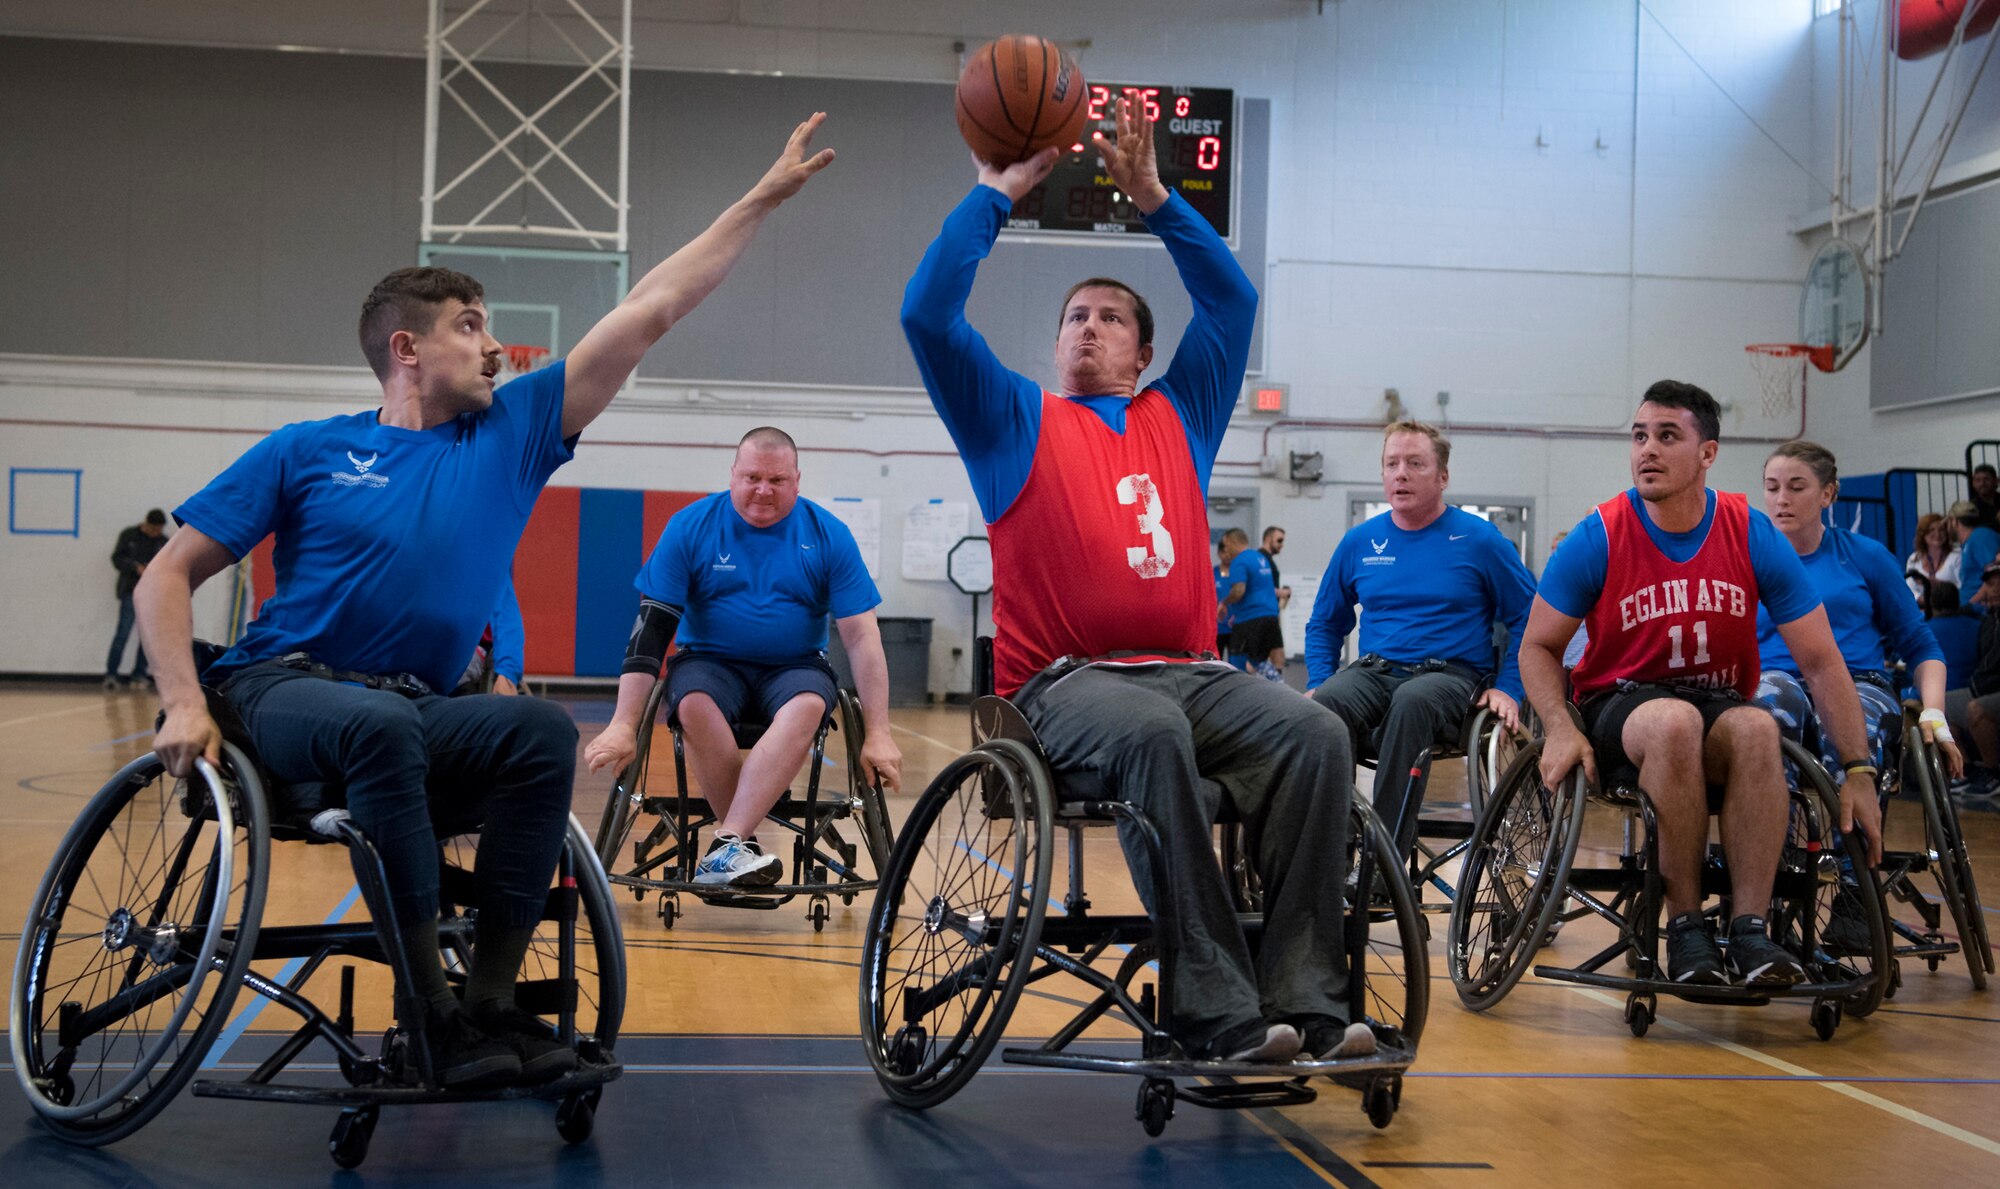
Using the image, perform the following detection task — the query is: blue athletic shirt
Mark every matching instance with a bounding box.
[1227,549,1282,621]
[1930,611,1984,690]
[489,574,524,684]
[635,492,879,662]
[1754,526,1942,678]
[899,186,1255,523]
[1540,489,1821,637]
[177,364,574,693]
[1214,564,1236,632]
[1964,525,2000,580]
[1305,506,1538,699]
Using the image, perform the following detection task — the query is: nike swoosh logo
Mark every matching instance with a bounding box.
[1449,534,1468,541]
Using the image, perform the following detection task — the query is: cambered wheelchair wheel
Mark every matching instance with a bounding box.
[593,678,670,876]
[1447,741,1588,1011]
[1351,801,1430,1044]
[1773,739,1892,1018]
[863,738,1053,1110]
[440,816,627,1055]
[838,689,895,879]
[1463,706,1530,820]
[1900,729,1990,989]
[11,745,270,1145]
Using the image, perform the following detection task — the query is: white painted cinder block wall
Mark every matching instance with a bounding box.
[13,0,1984,685]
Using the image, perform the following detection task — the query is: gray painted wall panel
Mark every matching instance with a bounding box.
[1871,180,2000,408]
[2,37,1267,390]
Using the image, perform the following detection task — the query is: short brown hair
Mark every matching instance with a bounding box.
[1221,527,1249,547]
[358,267,485,381]
[737,425,798,459]
[1058,277,1154,347]
[1383,420,1451,470]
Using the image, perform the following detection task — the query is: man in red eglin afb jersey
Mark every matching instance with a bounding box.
[900,97,1365,1065]
[1523,381,1881,986]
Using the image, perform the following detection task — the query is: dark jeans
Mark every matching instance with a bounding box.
[222,662,577,930]
[1023,662,1353,1049]
[1311,658,1479,860]
[105,595,149,680]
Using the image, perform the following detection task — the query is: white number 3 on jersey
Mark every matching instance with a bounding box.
[1116,472,1175,579]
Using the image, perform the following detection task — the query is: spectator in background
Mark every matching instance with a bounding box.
[1214,537,1237,665]
[105,509,169,690]
[1260,525,1292,611]
[1952,500,2000,602]
[1969,463,1999,530]
[1223,526,1286,681]
[1906,512,1961,605]
[1943,564,2000,798]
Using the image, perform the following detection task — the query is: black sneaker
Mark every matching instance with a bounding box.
[1665,912,1728,985]
[1292,1015,1379,1061]
[1821,886,1872,957]
[1201,1019,1302,1063]
[422,1007,521,1089]
[1727,915,1806,985]
[468,1001,580,1084]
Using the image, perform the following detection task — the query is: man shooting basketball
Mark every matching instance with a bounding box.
[901,96,1365,1064]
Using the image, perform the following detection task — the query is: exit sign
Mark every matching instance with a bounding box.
[1243,382,1288,417]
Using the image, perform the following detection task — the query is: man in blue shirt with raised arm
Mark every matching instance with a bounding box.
[136,117,835,1090]
[583,427,903,887]
[1306,421,1536,860]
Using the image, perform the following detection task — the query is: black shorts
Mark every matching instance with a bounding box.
[665,652,838,732]
[1578,682,1749,809]
[1229,616,1284,658]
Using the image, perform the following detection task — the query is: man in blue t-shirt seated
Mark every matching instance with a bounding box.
[1951,500,2000,603]
[1221,527,1285,679]
[134,117,835,1090]
[584,427,902,887]
[1305,421,1536,859]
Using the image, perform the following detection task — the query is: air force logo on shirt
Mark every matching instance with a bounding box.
[331,450,389,488]
[713,552,737,572]
[1363,537,1395,566]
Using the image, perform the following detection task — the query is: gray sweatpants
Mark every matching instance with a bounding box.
[1023,662,1354,1050]
[1312,660,1478,861]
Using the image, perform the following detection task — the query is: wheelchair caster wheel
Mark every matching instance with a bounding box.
[1136,1078,1176,1137]
[1363,1075,1401,1130]
[809,898,829,933]
[842,891,856,907]
[556,1089,599,1144]
[39,1072,74,1107]
[1886,960,1902,1001]
[1926,956,1942,972]
[328,1107,378,1169]
[887,1026,928,1076]
[659,893,679,929]
[1625,994,1655,1038]
[1811,999,1841,1041]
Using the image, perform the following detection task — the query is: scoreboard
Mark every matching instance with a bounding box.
[1002,84,1236,240]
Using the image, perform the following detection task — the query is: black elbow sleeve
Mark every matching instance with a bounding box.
[622,598,681,677]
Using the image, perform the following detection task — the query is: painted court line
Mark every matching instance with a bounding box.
[0,703,102,731]
[888,722,965,753]
[201,883,363,1070]
[1570,986,2000,1157]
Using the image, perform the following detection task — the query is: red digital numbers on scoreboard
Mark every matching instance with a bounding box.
[1005,84,1235,239]
[1175,95,1192,117]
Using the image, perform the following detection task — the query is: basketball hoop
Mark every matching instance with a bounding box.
[1745,343,1832,419]
[503,344,551,375]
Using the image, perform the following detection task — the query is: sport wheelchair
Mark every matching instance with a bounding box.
[861,691,1425,1137]
[593,671,892,931]
[1868,702,1994,991]
[10,690,624,1169]
[1447,716,1890,1040]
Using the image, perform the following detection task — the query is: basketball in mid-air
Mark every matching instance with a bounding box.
[955,34,1089,166]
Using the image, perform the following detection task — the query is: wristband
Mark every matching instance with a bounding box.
[1840,760,1878,777]
[1919,708,1956,744]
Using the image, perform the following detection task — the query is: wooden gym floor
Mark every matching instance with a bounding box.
[2,680,1998,1186]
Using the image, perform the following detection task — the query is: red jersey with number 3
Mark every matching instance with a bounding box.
[1570,490,1761,700]
[988,391,1217,697]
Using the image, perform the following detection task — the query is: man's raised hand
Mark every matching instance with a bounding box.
[1093,93,1169,215]
[751,112,836,206]
[976,147,1060,202]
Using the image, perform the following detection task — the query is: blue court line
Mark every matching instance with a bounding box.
[200,883,362,1070]
[89,730,154,750]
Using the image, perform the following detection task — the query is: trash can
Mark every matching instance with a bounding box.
[827,617,932,707]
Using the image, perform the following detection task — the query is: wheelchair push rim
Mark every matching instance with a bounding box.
[862,738,1053,1109]
[11,746,269,1136]
[1352,801,1430,1045]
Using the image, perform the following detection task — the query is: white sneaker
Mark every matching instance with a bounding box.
[693,832,782,887]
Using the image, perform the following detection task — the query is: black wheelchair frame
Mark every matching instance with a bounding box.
[593,673,892,931]
[11,724,624,1169]
[1447,729,1891,1041]
[860,691,1425,1137]
[1872,703,1994,992]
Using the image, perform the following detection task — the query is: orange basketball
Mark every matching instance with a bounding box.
[955,35,1089,167]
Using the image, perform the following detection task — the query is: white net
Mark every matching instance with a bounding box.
[1746,345,1808,418]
